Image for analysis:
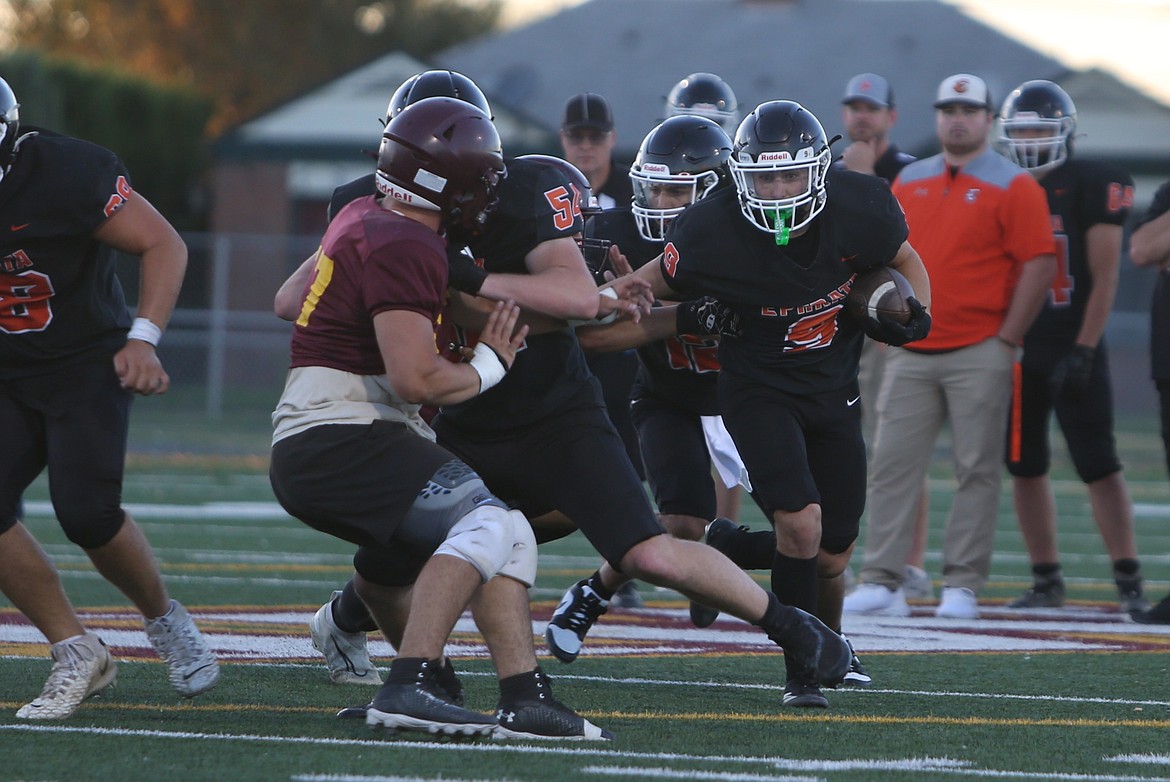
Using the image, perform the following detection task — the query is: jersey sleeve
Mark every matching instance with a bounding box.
[1081,162,1134,228]
[1001,174,1058,263]
[525,163,586,243]
[836,172,909,272]
[362,237,447,320]
[77,141,132,233]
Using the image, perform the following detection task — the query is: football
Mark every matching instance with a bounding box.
[845,266,915,326]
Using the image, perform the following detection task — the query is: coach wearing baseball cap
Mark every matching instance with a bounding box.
[838,73,916,184]
[933,72,993,110]
[559,92,632,211]
[846,71,1056,622]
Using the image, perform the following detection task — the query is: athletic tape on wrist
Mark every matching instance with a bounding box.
[594,285,619,325]
[127,317,162,347]
[470,342,507,392]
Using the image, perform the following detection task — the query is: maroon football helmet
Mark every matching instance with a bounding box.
[376,97,505,242]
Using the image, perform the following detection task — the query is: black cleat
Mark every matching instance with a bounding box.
[1009,581,1065,608]
[765,606,851,687]
[783,675,829,708]
[494,667,613,740]
[1132,594,1170,625]
[366,659,495,737]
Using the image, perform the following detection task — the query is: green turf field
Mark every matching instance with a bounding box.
[2,403,1169,781]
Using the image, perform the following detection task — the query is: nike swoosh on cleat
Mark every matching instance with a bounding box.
[10,223,30,231]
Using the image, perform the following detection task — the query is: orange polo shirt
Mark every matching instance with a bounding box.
[892,148,1055,351]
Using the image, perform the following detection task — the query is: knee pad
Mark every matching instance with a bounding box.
[435,506,537,587]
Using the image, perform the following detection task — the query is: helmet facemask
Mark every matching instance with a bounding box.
[730,147,830,244]
[999,115,1074,173]
[632,167,721,241]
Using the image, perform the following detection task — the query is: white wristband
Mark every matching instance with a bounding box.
[469,342,507,392]
[127,317,162,347]
[594,286,619,326]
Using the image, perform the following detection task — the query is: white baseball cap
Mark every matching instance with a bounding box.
[933,73,992,109]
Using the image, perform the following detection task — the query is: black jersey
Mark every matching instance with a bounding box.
[832,143,916,186]
[1023,159,1134,363]
[587,208,720,414]
[661,170,907,395]
[439,158,595,431]
[1141,181,1170,380]
[0,129,133,377]
[328,174,376,223]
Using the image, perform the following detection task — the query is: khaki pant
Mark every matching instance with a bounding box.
[859,337,1014,593]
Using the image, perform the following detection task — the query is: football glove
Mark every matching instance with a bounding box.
[447,247,487,295]
[862,297,931,347]
[676,296,741,337]
[1049,344,1095,402]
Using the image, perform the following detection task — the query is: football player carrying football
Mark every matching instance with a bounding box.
[623,100,931,708]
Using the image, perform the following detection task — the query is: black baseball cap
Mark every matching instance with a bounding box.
[562,93,614,132]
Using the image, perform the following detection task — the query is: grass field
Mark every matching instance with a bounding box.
[2,401,1170,781]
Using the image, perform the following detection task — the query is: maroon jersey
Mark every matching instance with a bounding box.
[289,196,448,375]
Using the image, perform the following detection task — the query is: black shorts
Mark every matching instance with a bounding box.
[718,372,866,554]
[270,421,453,551]
[0,353,130,546]
[630,392,716,520]
[432,384,663,568]
[1006,346,1121,482]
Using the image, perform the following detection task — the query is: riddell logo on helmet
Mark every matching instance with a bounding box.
[757,151,793,162]
[642,163,671,174]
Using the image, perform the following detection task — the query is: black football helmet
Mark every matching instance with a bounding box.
[630,115,732,241]
[664,73,739,135]
[376,97,505,242]
[998,80,1076,173]
[385,70,492,125]
[517,153,612,280]
[0,77,20,173]
[730,100,831,240]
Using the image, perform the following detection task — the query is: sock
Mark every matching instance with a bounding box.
[771,552,819,614]
[1113,558,1142,591]
[586,571,615,601]
[1031,562,1063,586]
[333,580,378,633]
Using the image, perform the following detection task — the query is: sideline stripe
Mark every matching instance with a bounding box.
[4,725,1168,782]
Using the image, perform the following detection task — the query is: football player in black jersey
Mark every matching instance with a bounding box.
[279,76,852,720]
[1130,180,1170,625]
[562,116,755,629]
[0,77,219,720]
[624,100,932,708]
[997,80,1148,614]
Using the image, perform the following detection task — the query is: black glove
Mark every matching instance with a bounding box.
[861,297,931,347]
[676,296,741,337]
[1049,344,1095,402]
[446,247,488,295]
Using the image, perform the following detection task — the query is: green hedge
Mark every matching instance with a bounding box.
[1,52,212,229]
